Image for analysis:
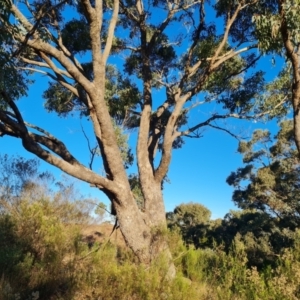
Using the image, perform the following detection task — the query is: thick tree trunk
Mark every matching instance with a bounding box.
[113,182,176,278]
[113,192,151,263]
[142,180,176,278]
[145,183,176,279]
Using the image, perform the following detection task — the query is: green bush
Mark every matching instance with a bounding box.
[2,195,300,299]
[1,157,300,299]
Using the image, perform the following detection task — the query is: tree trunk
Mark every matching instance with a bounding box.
[113,182,176,279]
[292,82,300,157]
[278,0,300,157]
[142,180,176,278]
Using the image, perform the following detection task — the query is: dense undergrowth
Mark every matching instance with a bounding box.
[1,156,300,299]
[1,194,300,300]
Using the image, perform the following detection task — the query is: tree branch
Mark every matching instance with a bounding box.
[80,122,98,170]
[102,0,119,64]
[0,112,116,192]
[207,124,240,140]
[7,4,94,96]
[119,1,139,22]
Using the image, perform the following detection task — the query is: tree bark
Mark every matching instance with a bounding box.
[112,182,175,278]
[292,82,300,156]
[279,0,300,157]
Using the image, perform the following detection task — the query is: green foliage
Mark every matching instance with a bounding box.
[1,157,300,299]
[177,231,300,300]
[44,63,141,121]
[167,202,212,247]
[112,120,134,168]
[0,0,33,106]
[0,190,88,299]
[124,30,177,79]
[60,19,91,54]
[208,209,297,268]
[0,154,40,203]
[0,215,23,276]
[43,81,83,117]
[0,47,28,106]
[129,174,144,209]
[255,67,293,120]
[216,71,265,115]
[253,13,283,53]
[0,193,197,299]
[228,120,300,221]
[167,202,211,227]
[1,1,300,292]
[94,202,107,220]
[4,206,300,300]
[213,121,300,268]
[167,201,298,269]
[252,0,300,53]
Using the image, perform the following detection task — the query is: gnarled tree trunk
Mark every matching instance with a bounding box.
[112,180,175,278]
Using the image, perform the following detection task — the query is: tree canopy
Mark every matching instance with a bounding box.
[227,119,300,223]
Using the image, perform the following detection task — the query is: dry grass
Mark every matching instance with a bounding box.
[80,222,126,248]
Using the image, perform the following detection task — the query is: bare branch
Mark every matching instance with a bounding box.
[212,3,243,63]
[18,66,80,100]
[175,96,289,139]
[119,1,139,22]
[0,121,19,137]
[185,1,206,69]
[0,91,26,128]
[39,51,72,78]
[212,45,258,70]
[81,0,96,23]
[103,0,120,64]
[174,114,230,139]
[148,9,175,49]
[20,57,50,69]
[208,124,240,140]
[0,113,115,192]
[80,122,99,170]
[7,4,94,95]
[56,35,84,72]
[278,0,300,155]
[27,132,80,164]
[10,2,35,33]
[136,0,144,15]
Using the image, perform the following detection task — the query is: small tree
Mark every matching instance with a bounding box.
[227,119,300,224]
[167,202,211,247]
[168,203,211,227]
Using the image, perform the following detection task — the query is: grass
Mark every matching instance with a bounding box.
[1,197,300,299]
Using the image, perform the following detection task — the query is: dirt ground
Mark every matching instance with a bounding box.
[81,222,126,248]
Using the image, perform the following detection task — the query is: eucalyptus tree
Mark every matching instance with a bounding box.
[252,0,300,155]
[0,0,287,273]
[227,119,300,224]
[225,120,300,264]
[167,202,211,247]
